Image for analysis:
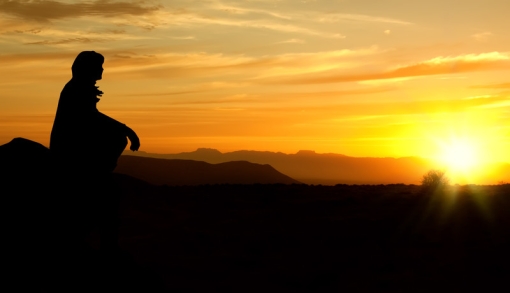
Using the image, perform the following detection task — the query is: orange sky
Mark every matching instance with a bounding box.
[1,0,510,165]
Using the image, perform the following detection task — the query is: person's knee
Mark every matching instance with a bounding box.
[117,134,128,150]
[114,135,128,150]
[107,133,127,153]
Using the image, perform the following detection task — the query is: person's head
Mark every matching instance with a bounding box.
[71,51,104,81]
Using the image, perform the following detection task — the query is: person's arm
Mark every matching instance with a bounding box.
[125,125,140,151]
[97,112,140,151]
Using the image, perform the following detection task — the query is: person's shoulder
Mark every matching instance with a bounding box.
[59,79,80,99]
[61,79,75,91]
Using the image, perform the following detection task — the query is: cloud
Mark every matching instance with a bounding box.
[165,11,345,39]
[266,52,510,84]
[10,28,42,34]
[97,28,126,35]
[168,4,409,39]
[0,0,163,22]
[472,32,492,42]
[99,46,379,78]
[0,51,76,64]
[276,38,305,44]
[257,96,510,118]
[210,2,292,20]
[170,36,196,40]
[2,96,506,140]
[11,47,503,99]
[0,16,45,34]
[25,37,108,45]
[0,26,146,47]
[318,13,412,25]
[384,30,391,35]
[470,83,510,89]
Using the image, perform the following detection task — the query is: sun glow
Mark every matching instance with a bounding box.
[438,139,480,173]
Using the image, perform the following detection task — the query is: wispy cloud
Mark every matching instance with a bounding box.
[0,0,163,22]
[0,51,77,64]
[266,52,510,84]
[164,11,345,39]
[472,32,492,42]
[258,96,510,117]
[166,4,410,38]
[25,37,109,45]
[100,46,380,78]
[276,38,305,44]
[209,1,292,20]
[170,36,196,40]
[422,52,508,64]
[470,82,510,89]
[2,26,149,46]
[318,13,412,25]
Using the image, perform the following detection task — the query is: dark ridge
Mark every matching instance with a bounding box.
[115,155,301,186]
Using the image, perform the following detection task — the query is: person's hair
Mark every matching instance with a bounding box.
[71,51,104,79]
[71,51,104,100]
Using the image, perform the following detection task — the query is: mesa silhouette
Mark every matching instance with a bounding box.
[116,155,301,186]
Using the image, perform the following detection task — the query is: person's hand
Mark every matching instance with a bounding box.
[126,127,140,151]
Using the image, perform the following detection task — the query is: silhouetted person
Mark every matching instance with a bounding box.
[50,51,140,255]
[51,51,139,171]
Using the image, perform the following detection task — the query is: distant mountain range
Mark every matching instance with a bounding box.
[116,155,300,186]
[122,148,510,185]
[121,148,436,185]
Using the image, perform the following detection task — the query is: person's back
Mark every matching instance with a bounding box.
[51,78,100,172]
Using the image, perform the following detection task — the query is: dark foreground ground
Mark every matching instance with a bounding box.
[5,176,510,292]
[114,178,510,292]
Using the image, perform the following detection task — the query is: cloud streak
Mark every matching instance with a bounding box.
[471,82,510,89]
[0,0,162,22]
[318,13,412,25]
[210,2,292,20]
[276,38,305,44]
[472,32,492,42]
[165,11,345,39]
[267,52,510,84]
[25,37,108,45]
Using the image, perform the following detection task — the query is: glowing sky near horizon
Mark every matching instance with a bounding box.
[1,0,510,164]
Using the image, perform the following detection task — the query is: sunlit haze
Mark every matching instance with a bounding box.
[1,1,510,175]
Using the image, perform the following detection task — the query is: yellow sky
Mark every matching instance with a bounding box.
[1,0,510,164]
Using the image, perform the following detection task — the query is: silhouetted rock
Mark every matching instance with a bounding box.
[1,137,50,179]
[115,155,301,186]
[0,137,52,217]
[0,138,166,292]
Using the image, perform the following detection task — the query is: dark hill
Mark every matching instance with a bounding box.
[0,137,50,178]
[0,138,167,292]
[115,155,301,186]
[115,182,510,291]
